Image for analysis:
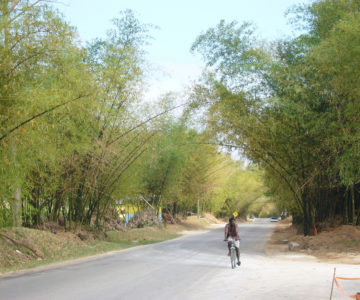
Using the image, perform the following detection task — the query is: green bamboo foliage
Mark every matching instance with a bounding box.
[191,0,360,235]
[1,2,262,229]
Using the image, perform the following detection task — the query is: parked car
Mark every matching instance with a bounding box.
[270,217,280,222]
[248,215,255,222]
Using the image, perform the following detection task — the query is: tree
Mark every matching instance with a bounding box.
[0,0,92,227]
[191,0,360,235]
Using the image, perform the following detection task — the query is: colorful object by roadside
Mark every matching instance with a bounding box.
[330,268,360,300]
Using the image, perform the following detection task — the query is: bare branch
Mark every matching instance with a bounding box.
[9,0,22,13]
[108,101,189,146]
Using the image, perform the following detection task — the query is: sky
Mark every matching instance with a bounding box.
[55,0,311,101]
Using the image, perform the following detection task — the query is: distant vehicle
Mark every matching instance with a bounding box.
[270,217,280,222]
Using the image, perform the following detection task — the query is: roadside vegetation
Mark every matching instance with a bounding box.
[0,0,272,233]
[1,0,360,275]
[0,214,220,274]
[0,0,274,274]
[190,0,360,235]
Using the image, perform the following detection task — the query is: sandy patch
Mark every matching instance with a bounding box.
[267,218,360,264]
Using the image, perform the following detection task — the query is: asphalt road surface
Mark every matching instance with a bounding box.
[0,219,359,299]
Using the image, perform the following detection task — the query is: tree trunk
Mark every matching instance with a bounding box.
[351,184,355,225]
[11,138,22,227]
[172,202,177,218]
[302,189,310,236]
[343,188,348,225]
[12,187,22,227]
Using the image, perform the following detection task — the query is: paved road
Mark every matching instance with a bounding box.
[0,219,359,299]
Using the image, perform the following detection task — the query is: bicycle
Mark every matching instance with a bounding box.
[226,237,240,269]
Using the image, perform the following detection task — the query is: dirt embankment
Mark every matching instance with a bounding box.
[0,214,221,274]
[267,218,360,264]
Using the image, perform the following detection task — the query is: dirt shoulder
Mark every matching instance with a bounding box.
[0,214,221,275]
[266,218,360,264]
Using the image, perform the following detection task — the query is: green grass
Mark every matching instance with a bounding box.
[105,227,180,243]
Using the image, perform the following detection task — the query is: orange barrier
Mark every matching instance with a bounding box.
[330,268,360,300]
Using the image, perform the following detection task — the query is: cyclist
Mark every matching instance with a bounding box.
[224,217,241,266]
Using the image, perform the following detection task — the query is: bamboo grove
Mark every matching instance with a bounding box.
[0,1,269,229]
[191,0,360,235]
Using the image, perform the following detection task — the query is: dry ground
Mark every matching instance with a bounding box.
[266,218,360,264]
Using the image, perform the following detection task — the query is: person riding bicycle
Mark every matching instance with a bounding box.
[224,217,241,266]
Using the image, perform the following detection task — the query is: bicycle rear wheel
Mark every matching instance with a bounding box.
[230,247,236,269]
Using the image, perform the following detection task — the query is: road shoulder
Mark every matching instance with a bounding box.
[266,218,360,264]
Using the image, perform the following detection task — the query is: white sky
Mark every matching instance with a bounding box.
[55,0,311,101]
